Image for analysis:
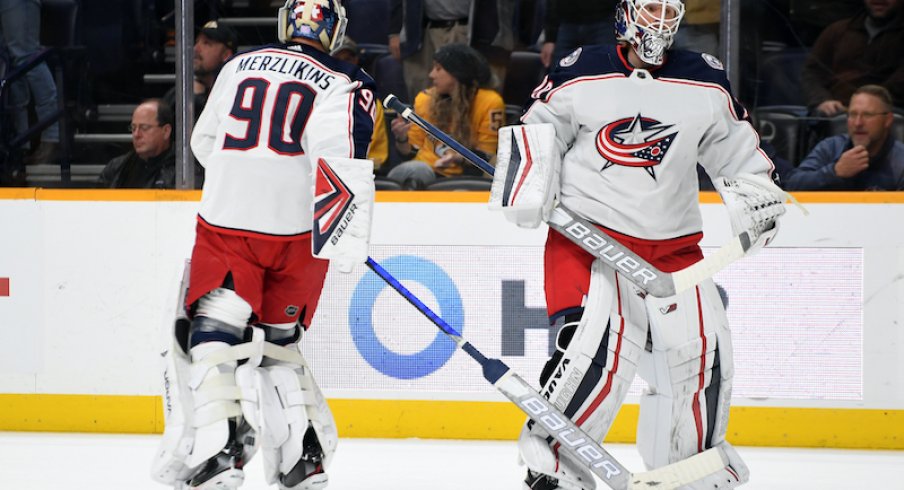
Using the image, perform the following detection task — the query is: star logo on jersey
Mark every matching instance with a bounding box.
[596,114,678,180]
[313,158,355,254]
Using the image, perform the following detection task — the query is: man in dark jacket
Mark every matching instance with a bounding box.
[98,99,177,188]
[785,85,904,190]
[800,0,904,116]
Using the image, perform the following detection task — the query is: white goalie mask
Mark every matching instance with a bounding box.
[615,0,686,66]
[277,0,348,52]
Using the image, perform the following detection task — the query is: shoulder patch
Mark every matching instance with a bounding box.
[701,53,724,71]
[559,47,582,67]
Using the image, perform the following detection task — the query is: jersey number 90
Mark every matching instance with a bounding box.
[223,78,316,155]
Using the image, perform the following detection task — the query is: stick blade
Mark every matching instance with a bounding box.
[629,448,728,489]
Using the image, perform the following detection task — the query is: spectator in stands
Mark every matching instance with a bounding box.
[673,0,720,55]
[389,0,516,101]
[0,0,61,167]
[332,37,390,171]
[800,0,904,116]
[539,0,618,68]
[388,43,504,189]
[784,85,904,190]
[163,20,238,117]
[98,99,178,188]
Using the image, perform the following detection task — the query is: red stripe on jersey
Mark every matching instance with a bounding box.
[523,74,626,120]
[510,126,534,205]
[692,286,707,453]
[0,277,9,297]
[197,215,312,242]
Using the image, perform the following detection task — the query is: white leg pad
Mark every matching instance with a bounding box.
[520,262,649,488]
[517,426,596,490]
[637,279,736,471]
[677,442,750,489]
[249,343,337,487]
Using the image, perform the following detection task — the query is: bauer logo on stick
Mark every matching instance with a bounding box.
[313,157,356,252]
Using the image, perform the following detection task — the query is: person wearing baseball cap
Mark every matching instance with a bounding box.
[164,20,238,123]
[388,43,504,189]
[194,21,238,94]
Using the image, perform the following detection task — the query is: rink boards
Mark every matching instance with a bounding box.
[0,189,902,449]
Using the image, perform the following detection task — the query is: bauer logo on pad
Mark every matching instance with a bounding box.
[313,158,356,254]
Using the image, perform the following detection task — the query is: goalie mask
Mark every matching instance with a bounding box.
[278,0,348,52]
[615,0,685,66]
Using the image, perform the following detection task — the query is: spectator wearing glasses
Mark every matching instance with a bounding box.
[785,85,904,190]
[98,99,178,188]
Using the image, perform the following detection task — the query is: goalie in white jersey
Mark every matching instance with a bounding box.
[495,1,788,489]
[151,1,376,489]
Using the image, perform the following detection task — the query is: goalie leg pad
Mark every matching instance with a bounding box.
[253,323,337,489]
[519,262,648,486]
[490,124,561,229]
[312,156,375,273]
[637,279,736,471]
[152,284,257,487]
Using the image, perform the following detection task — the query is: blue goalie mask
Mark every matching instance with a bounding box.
[278,0,348,52]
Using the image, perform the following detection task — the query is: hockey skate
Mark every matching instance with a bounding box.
[524,469,590,490]
[277,425,328,490]
[184,419,254,490]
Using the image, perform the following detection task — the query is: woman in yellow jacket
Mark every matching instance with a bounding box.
[389,43,505,189]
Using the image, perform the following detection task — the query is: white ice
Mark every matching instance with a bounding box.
[0,432,901,489]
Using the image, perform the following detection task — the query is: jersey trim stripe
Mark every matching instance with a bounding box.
[197,214,313,241]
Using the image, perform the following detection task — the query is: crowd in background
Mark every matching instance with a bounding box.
[0,0,902,190]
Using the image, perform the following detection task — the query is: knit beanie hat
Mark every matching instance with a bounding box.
[433,44,491,88]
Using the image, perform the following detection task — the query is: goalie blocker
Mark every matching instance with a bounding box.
[312,156,375,274]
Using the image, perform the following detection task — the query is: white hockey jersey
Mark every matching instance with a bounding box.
[523,45,774,241]
[191,43,376,239]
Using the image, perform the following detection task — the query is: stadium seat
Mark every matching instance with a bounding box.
[372,54,408,103]
[754,106,807,163]
[502,51,545,124]
[756,47,810,107]
[375,176,403,190]
[425,177,493,191]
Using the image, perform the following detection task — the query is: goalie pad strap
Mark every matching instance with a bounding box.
[286,390,317,407]
[192,403,243,428]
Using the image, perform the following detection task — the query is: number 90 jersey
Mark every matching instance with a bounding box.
[191,43,376,239]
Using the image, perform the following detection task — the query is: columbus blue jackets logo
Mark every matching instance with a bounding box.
[313,158,355,253]
[596,114,678,180]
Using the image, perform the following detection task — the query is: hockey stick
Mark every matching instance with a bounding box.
[383,94,752,298]
[364,256,728,489]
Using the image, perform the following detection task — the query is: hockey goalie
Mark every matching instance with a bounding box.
[150,1,377,488]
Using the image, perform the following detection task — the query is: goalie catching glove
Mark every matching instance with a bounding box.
[312,157,374,273]
[489,124,560,228]
[715,173,792,256]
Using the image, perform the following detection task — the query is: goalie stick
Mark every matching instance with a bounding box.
[383,94,753,298]
[364,256,728,489]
